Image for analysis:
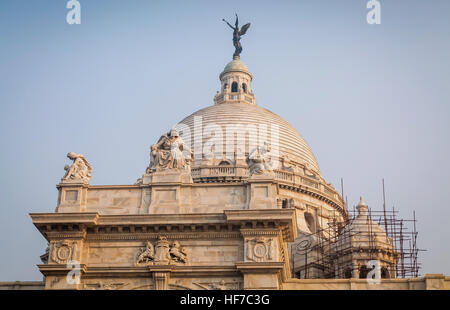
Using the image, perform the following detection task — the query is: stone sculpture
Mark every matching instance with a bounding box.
[136,236,188,266]
[136,241,154,265]
[149,129,193,172]
[246,142,273,176]
[61,152,92,184]
[169,241,188,264]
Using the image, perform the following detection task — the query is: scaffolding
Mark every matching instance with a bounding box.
[291,180,424,279]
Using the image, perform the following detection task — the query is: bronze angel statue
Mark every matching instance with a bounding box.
[223,14,251,58]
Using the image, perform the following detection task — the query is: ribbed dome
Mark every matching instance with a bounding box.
[339,197,392,247]
[220,57,251,79]
[178,102,321,174]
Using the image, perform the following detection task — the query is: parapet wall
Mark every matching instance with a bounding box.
[0,281,45,290]
[281,274,450,290]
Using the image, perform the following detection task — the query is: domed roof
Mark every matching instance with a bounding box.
[220,57,251,79]
[178,102,321,174]
[338,197,393,248]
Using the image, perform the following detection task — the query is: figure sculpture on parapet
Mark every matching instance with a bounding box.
[223,14,251,58]
[61,152,92,184]
[246,142,274,176]
[148,128,193,172]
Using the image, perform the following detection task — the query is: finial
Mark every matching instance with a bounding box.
[356,196,368,217]
[359,196,365,205]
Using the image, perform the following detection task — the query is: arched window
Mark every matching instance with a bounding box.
[223,83,228,91]
[242,83,247,93]
[344,268,352,279]
[359,266,370,279]
[381,267,390,279]
[304,212,316,233]
[231,82,238,92]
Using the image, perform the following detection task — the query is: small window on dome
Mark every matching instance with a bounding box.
[231,82,238,92]
[242,83,247,93]
[359,266,370,279]
[381,267,390,278]
[344,268,352,279]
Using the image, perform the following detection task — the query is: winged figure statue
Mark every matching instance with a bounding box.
[223,14,251,58]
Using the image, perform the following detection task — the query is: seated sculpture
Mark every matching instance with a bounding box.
[246,142,273,176]
[148,128,193,172]
[61,152,92,184]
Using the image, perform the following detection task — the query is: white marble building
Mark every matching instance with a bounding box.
[24,55,449,290]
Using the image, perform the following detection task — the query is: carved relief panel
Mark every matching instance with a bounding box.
[136,236,188,266]
[49,240,81,264]
[245,237,278,262]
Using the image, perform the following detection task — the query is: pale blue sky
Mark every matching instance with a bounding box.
[0,0,449,280]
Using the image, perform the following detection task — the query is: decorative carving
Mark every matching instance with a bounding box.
[148,129,193,172]
[193,280,241,290]
[246,237,274,262]
[295,237,313,253]
[61,152,92,184]
[136,241,155,265]
[169,240,188,263]
[84,282,127,290]
[153,271,170,290]
[281,155,294,172]
[51,240,76,264]
[230,188,241,205]
[222,14,251,58]
[302,162,319,179]
[136,236,188,266]
[153,236,171,264]
[246,142,273,176]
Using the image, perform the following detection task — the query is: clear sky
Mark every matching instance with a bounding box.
[0,0,449,280]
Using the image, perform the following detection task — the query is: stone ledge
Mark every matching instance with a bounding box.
[37,264,87,276]
[225,209,297,241]
[30,213,99,225]
[236,262,284,274]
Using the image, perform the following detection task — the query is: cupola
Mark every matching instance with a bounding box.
[214,56,256,105]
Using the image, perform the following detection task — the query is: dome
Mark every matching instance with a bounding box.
[339,197,392,248]
[220,57,252,79]
[178,102,321,174]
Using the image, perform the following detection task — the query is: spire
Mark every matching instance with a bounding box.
[356,196,369,217]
